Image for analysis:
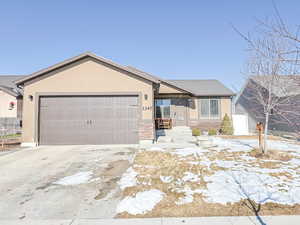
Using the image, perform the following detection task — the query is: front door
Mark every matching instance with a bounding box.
[171,99,188,126]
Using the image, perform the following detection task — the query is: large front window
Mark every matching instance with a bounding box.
[155,99,171,118]
[200,99,220,119]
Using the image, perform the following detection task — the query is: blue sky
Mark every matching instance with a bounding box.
[0,1,299,90]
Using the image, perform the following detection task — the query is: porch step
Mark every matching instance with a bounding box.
[156,126,195,144]
[157,136,196,143]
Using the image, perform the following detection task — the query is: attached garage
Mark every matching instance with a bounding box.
[39,95,139,145]
[16,52,157,146]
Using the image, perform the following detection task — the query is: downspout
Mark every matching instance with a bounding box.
[153,83,160,143]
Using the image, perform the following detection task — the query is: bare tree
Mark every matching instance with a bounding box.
[234,9,300,153]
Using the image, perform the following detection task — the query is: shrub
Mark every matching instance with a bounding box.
[192,128,201,136]
[208,128,217,136]
[220,113,234,135]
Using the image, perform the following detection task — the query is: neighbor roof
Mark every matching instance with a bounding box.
[15,52,160,85]
[167,80,235,96]
[0,75,25,97]
[251,75,300,97]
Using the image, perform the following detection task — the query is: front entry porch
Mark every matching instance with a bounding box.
[154,96,195,143]
[154,98,189,129]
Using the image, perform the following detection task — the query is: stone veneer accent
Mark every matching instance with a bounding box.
[139,120,154,140]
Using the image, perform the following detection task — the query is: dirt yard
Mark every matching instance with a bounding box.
[116,137,300,218]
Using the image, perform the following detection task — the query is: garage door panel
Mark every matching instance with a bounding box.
[39,95,139,145]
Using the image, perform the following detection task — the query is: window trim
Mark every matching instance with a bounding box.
[198,98,221,119]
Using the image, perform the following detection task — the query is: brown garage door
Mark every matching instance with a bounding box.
[39,95,139,145]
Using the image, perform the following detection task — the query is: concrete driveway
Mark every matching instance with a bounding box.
[0,145,136,220]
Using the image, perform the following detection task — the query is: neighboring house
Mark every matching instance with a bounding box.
[235,76,300,134]
[0,75,24,118]
[14,52,235,146]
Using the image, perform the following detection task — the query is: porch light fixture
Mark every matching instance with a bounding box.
[28,95,33,101]
[9,101,15,110]
[144,94,148,100]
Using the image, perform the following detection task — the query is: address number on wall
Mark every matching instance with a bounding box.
[142,106,152,111]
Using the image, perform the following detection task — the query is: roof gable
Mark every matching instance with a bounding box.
[15,52,160,85]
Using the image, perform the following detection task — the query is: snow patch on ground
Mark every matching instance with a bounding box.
[210,137,253,152]
[53,171,93,186]
[172,147,209,157]
[148,147,165,152]
[215,160,236,168]
[118,167,138,190]
[175,186,203,205]
[216,138,300,152]
[116,189,164,215]
[160,175,174,183]
[203,170,300,205]
[182,172,200,182]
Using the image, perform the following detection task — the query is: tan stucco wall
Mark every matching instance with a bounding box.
[22,58,154,143]
[220,97,232,119]
[188,97,232,121]
[158,83,185,94]
[0,91,18,117]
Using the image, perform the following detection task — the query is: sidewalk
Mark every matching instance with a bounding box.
[2,216,300,225]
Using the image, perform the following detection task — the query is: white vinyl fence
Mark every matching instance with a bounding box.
[232,114,249,135]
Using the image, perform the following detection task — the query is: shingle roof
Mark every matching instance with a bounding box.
[251,75,300,97]
[167,80,235,96]
[0,75,24,97]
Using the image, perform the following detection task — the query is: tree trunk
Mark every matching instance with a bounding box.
[263,112,269,154]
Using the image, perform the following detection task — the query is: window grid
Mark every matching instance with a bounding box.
[199,98,220,119]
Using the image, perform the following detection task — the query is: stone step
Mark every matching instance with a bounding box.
[156,126,194,144]
[164,133,193,137]
[157,137,196,144]
[156,136,173,143]
[171,126,192,131]
[157,132,193,137]
[162,129,192,134]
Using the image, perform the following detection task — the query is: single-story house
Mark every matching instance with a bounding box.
[235,75,300,135]
[14,52,235,146]
[0,75,24,118]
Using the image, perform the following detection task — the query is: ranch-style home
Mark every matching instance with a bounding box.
[13,52,235,146]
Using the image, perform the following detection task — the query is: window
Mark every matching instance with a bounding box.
[200,99,220,119]
[200,99,209,117]
[155,99,171,118]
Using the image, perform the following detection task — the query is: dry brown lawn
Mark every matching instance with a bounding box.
[117,144,300,218]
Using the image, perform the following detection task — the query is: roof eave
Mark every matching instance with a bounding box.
[0,87,19,97]
[193,93,236,97]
